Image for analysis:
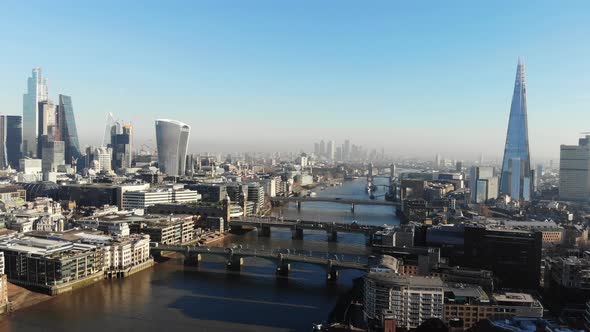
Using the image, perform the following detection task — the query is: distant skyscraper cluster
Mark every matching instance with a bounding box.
[11,67,82,174]
[0,67,197,177]
[313,138,383,162]
[500,60,533,201]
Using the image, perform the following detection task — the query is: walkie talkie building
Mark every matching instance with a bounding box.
[155,119,190,176]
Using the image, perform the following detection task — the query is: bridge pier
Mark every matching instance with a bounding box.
[326,263,339,281]
[327,230,338,242]
[365,233,373,246]
[183,253,202,266]
[258,225,271,237]
[226,256,243,271]
[276,263,291,277]
[291,227,304,240]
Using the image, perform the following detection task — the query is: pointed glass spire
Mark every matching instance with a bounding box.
[500,60,532,200]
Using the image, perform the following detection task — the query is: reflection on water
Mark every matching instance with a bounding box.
[0,179,397,332]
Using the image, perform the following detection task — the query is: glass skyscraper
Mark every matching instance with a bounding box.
[0,115,23,169]
[155,119,190,176]
[500,60,532,201]
[57,94,81,164]
[22,67,48,158]
[109,122,133,170]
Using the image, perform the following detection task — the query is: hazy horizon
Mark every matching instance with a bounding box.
[1,1,589,160]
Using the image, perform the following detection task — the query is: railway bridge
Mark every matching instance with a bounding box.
[151,245,368,280]
[230,217,386,242]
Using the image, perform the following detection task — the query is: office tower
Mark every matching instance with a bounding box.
[155,119,190,176]
[102,112,116,147]
[36,100,57,158]
[335,146,342,161]
[41,140,65,172]
[469,166,499,203]
[313,142,319,156]
[22,67,48,158]
[56,95,81,164]
[455,161,463,172]
[0,116,9,169]
[327,140,335,161]
[559,135,590,201]
[109,122,132,170]
[463,227,542,290]
[500,59,532,201]
[0,115,22,169]
[343,139,350,161]
[19,158,42,173]
[319,140,325,157]
[94,147,112,172]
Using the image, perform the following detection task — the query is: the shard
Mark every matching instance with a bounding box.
[500,59,532,201]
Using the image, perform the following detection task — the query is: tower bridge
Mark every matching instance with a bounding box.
[151,245,367,280]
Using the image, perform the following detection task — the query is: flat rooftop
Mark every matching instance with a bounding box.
[366,272,445,288]
[0,235,73,255]
[492,292,536,304]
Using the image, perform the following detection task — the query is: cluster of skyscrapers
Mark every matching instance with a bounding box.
[0,68,194,179]
[313,139,383,162]
[0,68,81,174]
[3,63,590,204]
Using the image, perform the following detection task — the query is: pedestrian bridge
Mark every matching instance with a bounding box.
[151,245,368,280]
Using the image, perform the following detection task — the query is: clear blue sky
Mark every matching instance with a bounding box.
[0,0,588,160]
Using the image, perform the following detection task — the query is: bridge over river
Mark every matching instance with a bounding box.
[151,245,368,280]
[230,217,387,242]
[270,196,400,213]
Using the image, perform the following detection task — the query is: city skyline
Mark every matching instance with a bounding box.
[1,1,590,159]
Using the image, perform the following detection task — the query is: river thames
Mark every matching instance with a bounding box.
[0,178,400,332]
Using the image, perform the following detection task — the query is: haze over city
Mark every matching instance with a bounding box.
[2,1,590,332]
[0,1,588,160]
